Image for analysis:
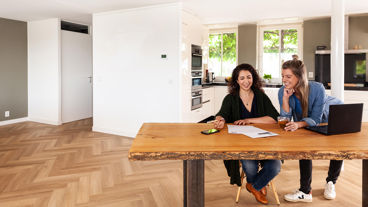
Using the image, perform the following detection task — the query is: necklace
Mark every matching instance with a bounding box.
[240,91,253,107]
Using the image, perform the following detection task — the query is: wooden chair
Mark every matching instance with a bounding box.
[235,161,280,205]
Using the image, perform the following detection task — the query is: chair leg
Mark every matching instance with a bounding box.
[235,169,245,203]
[235,186,242,203]
[270,181,280,205]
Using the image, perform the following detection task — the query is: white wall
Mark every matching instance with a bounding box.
[28,18,61,125]
[92,4,181,137]
[61,30,93,123]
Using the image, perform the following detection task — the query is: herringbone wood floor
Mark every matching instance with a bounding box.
[0,119,362,207]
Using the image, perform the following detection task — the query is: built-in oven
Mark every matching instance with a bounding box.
[192,77,202,90]
[191,44,203,110]
[191,71,202,77]
[191,44,202,71]
[191,89,203,110]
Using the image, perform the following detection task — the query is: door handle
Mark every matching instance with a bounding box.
[88,76,93,83]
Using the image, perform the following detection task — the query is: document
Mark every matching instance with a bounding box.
[227,125,278,138]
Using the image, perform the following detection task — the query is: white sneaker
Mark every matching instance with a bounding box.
[284,190,313,202]
[324,181,336,200]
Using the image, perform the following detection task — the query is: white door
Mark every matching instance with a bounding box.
[61,30,92,123]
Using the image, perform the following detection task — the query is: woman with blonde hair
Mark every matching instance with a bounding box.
[278,59,343,203]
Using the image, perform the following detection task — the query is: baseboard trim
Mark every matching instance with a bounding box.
[92,126,135,138]
[0,117,29,126]
[28,117,62,125]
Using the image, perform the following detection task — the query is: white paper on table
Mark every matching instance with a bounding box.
[227,125,278,138]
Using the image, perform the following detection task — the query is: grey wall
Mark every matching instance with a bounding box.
[303,18,331,79]
[0,18,27,121]
[238,24,257,67]
[349,15,368,49]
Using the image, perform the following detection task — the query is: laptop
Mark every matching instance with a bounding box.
[305,103,363,135]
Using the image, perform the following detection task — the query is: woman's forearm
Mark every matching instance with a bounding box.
[296,121,308,128]
[282,97,290,113]
[247,116,277,124]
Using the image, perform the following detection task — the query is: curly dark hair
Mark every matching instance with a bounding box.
[228,63,263,95]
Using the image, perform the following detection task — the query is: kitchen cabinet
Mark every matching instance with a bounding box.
[263,88,281,113]
[202,87,215,119]
[180,10,209,123]
[214,86,229,114]
[326,90,368,122]
[202,87,214,103]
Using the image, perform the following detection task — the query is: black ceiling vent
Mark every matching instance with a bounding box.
[61,21,89,34]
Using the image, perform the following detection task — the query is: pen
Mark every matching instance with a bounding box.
[258,132,271,135]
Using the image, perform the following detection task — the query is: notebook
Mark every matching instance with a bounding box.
[305,103,363,135]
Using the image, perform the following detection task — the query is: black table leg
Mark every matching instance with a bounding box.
[184,160,204,207]
[363,159,368,207]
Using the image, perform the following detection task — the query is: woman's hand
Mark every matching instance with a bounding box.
[284,121,299,131]
[234,119,250,125]
[283,88,295,99]
[214,116,225,130]
[282,88,294,113]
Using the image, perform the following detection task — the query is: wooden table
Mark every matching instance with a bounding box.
[129,123,368,207]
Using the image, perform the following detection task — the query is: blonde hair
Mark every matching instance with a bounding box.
[282,60,309,117]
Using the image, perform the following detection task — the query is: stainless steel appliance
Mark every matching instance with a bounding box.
[191,44,202,71]
[192,77,202,90]
[191,89,203,110]
[207,72,215,83]
[191,44,203,110]
[191,71,202,78]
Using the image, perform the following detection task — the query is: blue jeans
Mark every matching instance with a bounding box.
[241,160,281,191]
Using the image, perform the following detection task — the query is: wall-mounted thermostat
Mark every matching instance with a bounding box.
[308,72,314,78]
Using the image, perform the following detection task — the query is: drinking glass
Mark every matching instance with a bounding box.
[277,116,290,129]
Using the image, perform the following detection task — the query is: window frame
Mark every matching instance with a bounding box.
[257,23,303,83]
[209,28,238,77]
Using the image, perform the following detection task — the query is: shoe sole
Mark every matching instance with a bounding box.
[324,195,336,200]
[246,185,266,195]
[284,197,312,203]
[246,187,267,196]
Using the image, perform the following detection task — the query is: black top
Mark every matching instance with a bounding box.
[239,95,257,119]
[216,88,279,123]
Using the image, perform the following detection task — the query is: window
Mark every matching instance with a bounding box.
[209,31,237,77]
[258,24,303,82]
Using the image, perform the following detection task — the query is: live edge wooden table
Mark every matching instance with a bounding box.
[128,123,368,207]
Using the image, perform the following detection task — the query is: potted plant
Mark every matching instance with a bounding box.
[263,74,272,83]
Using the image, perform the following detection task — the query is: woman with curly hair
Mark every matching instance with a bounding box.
[214,63,281,205]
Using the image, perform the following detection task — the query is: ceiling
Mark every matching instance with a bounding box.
[1,0,368,25]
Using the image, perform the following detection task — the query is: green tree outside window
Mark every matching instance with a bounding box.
[262,28,298,79]
[209,32,237,77]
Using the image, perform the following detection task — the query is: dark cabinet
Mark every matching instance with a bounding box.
[315,52,367,87]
